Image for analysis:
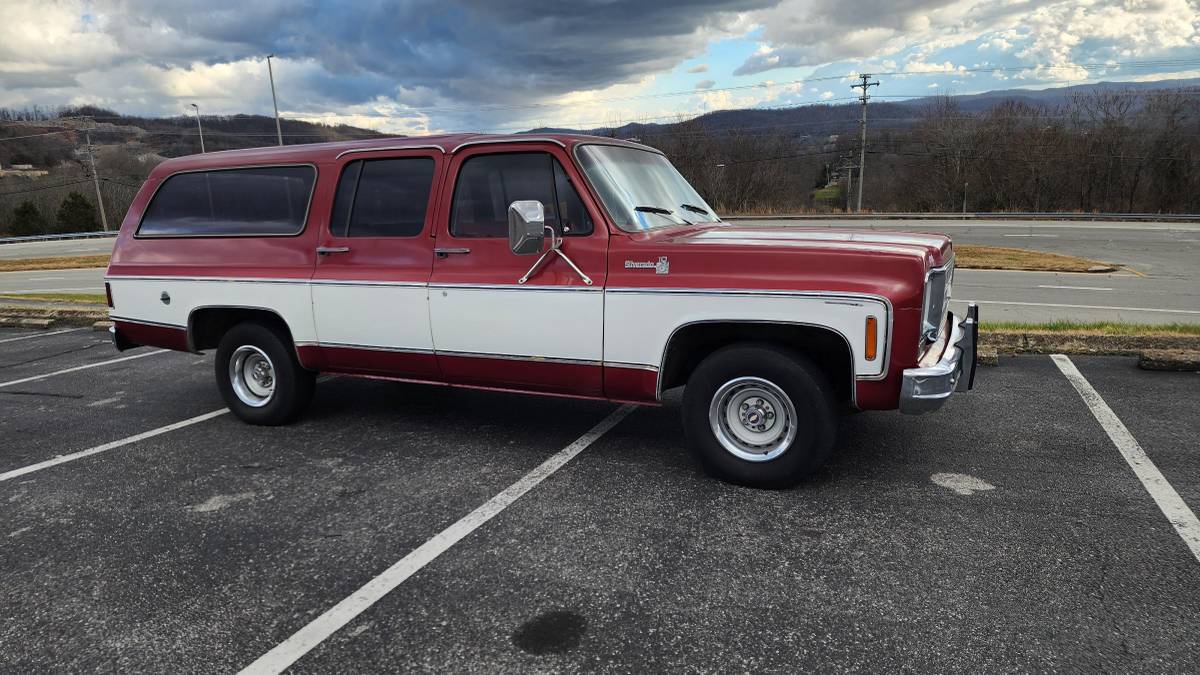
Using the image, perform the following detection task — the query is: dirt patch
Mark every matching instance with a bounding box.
[0,254,111,272]
[981,329,1200,355]
[1138,349,1200,372]
[956,245,1118,273]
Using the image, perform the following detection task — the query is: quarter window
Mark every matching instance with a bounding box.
[450,152,592,238]
[138,166,315,237]
[330,157,436,237]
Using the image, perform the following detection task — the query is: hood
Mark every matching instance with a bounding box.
[644,224,953,267]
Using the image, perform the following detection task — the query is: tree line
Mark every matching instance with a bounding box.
[625,88,1200,215]
[1,88,1197,238]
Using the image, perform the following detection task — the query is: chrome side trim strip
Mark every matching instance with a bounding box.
[335,144,445,159]
[315,341,434,355]
[605,362,659,372]
[107,275,311,285]
[309,279,427,288]
[435,350,601,367]
[109,315,187,330]
[655,319,863,405]
[429,283,601,293]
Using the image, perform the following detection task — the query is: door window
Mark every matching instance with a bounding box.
[450,152,592,238]
[330,157,436,237]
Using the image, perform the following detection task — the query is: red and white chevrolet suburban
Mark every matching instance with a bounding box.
[106,133,976,487]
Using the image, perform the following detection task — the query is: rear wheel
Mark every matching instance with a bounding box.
[215,322,315,425]
[682,343,837,488]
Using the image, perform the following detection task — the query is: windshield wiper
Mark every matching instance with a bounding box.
[634,205,692,226]
[679,203,710,216]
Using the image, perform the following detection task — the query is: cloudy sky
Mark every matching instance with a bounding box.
[2,0,1199,134]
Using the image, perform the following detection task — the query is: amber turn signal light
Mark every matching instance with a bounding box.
[865,316,878,361]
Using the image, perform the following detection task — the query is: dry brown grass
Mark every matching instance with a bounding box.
[955,245,1116,272]
[0,254,111,272]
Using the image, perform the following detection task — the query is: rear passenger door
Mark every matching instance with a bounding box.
[310,149,444,378]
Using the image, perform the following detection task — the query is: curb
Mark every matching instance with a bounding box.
[0,303,107,328]
[979,330,1200,356]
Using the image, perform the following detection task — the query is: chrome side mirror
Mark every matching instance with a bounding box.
[508,200,545,256]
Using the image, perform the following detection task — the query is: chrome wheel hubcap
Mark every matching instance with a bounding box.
[230,345,275,408]
[709,376,798,462]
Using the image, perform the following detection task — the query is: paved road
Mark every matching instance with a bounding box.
[0,267,107,295]
[0,236,114,260]
[2,265,1197,324]
[1,219,1197,323]
[2,327,1198,671]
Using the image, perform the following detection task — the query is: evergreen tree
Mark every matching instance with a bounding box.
[56,192,97,232]
[11,200,49,236]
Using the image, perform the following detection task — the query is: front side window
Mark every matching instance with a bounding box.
[576,144,719,232]
[329,157,436,237]
[138,165,315,237]
[450,152,592,238]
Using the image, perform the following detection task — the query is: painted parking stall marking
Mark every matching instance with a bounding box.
[1052,354,1200,562]
[0,409,229,483]
[0,349,165,390]
[239,404,637,675]
[0,328,85,344]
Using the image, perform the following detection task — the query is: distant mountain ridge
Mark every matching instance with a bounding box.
[527,77,1200,140]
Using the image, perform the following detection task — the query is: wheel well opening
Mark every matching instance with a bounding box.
[659,323,855,407]
[189,307,293,353]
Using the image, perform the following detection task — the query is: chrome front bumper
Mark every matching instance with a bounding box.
[899,303,978,415]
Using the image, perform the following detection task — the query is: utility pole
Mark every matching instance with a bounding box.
[266,54,283,146]
[851,73,879,213]
[841,158,857,213]
[190,103,205,153]
[83,126,110,231]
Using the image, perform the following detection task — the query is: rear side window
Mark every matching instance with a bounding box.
[329,157,436,237]
[138,166,315,237]
[450,152,592,238]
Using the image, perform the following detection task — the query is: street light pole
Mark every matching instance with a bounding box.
[266,54,283,146]
[189,103,205,153]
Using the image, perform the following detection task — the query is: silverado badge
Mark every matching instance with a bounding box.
[624,256,670,275]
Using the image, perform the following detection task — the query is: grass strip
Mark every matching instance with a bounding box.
[0,292,107,304]
[0,254,111,272]
[956,245,1116,273]
[982,321,1200,336]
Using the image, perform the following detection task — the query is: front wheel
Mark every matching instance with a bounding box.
[682,343,837,488]
[215,322,315,425]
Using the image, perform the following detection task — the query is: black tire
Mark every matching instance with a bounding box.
[215,321,315,425]
[682,343,837,488]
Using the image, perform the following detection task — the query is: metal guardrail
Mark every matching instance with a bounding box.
[724,212,1200,223]
[0,231,118,245]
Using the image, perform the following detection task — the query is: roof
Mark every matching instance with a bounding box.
[153,133,661,174]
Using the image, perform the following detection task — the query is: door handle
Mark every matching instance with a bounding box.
[316,246,351,255]
[434,247,471,258]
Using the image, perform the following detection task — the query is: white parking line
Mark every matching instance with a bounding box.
[955,299,1200,315]
[0,328,85,344]
[1003,233,1060,238]
[1052,355,1200,563]
[1035,285,1113,291]
[0,409,229,482]
[239,403,637,675]
[0,350,165,390]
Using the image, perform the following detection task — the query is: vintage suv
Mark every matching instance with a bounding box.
[106,133,977,487]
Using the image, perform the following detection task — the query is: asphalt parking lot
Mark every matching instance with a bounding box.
[1,327,1198,672]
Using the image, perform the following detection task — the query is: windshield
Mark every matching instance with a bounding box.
[576,144,720,232]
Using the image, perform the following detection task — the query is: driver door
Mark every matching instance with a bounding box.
[428,143,608,395]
